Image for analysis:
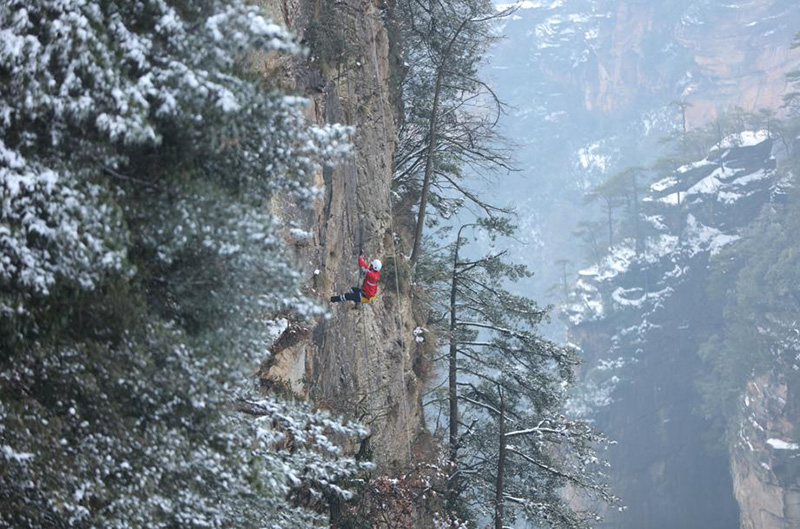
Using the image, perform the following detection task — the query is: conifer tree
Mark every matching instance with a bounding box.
[0,2,365,527]
[393,0,514,266]
[430,218,616,528]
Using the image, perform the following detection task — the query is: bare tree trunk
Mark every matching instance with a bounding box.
[495,389,506,529]
[681,104,687,155]
[632,173,641,255]
[410,64,444,266]
[410,16,472,267]
[447,227,462,508]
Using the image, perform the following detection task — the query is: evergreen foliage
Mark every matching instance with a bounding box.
[0,1,365,527]
[698,158,800,442]
[423,218,616,528]
[392,0,513,264]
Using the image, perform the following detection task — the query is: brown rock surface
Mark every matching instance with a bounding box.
[731,374,800,529]
[583,0,800,126]
[258,0,422,469]
[675,2,800,127]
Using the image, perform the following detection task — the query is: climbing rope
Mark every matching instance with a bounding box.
[387,190,414,465]
[333,3,413,465]
[363,7,414,465]
[309,1,412,463]
[341,31,380,423]
[358,269,378,417]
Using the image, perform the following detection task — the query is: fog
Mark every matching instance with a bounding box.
[480,1,800,527]
[3,1,800,527]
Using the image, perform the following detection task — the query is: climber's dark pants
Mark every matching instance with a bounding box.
[331,287,362,303]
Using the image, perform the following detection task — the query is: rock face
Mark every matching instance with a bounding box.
[673,0,800,127]
[566,133,779,529]
[590,0,800,124]
[496,0,800,124]
[258,0,423,469]
[732,375,800,529]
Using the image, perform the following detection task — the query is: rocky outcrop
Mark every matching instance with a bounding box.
[732,374,800,529]
[500,0,800,125]
[566,133,779,529]
[674,1,800,127]
[258,0,423,469]
[592,0,800,123]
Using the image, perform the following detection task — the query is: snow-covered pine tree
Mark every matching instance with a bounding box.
[0,1,365,527]
[433,218,616,528]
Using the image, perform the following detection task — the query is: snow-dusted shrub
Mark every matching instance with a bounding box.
[0,142,127,301]
[0,0,359,527]
[0,0,350,319]
[0,323,370,528]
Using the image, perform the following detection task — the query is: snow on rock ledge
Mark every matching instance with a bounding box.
[766,439,800,451]
[566,133,776,328]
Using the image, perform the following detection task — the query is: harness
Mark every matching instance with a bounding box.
[361,267,379,303]
[361,277,378,303]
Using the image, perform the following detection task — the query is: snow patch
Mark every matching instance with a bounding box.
[612,287,646,307]
[496,0,564,11]
[713,130,769,150]
[677,158,715,174]
[657,191,685,205]
[289,228,312,241]
[266,318,289,342]
[644,235,679,262]
[579,245,635,282]
[684,214,739,257]
[611,286,673,309]
[686,165,737,196]
[576,141,611,174]
[767,438,799,450]
[2,445,34,463]
[644,215,667,231]
[651,176,678,193]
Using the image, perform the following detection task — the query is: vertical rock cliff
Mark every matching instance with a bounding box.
[258,0,422,469]
[731,374,800,529]
[566,134,779,529]
[493,0,800,122]
[588,0,800,123]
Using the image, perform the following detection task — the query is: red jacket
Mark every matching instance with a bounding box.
[359,255,380,299]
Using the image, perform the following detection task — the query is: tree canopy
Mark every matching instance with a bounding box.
[0,2,364,527]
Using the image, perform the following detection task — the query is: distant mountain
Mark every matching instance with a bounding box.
[564,133,785,529]
[480,0,800,329]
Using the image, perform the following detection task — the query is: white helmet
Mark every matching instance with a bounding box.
[371,259,382,271]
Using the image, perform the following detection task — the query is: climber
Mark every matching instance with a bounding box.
[330,253,382,304]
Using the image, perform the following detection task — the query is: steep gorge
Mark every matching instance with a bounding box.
[486,6,800,526]
[564,133,800,529]
[566,135,779,529]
